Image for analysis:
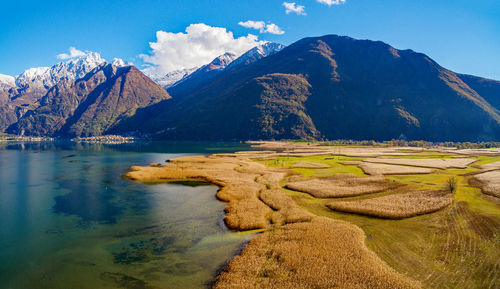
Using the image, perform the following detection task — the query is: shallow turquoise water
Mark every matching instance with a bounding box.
[0,142,253,289]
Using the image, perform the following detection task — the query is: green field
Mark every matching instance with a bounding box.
[266,152,500,288]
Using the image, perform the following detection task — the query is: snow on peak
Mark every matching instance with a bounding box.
[205,52,238,72]
[111,58,131,67]
[142,66,198,89]
[14,52,130,91]
[0,73,16,90]
[228,42,285,69]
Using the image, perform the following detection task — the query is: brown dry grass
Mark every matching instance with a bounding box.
[285,174,397,198]
[479,160,500,170]
[327,191,452,219]
[363,157,476,169]
[472,170,500,198]
[290,161,330,168]
[214,217,420,289]
[125,153,315,230]
[358,162,434,175]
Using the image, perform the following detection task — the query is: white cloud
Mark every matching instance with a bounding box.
[264,24,285,35]
[317,0,346,6]
[283,2,306,15]
[140,23,266,74]
[238,21,285,35]
[57,47,86,60]
[238,20,266,31]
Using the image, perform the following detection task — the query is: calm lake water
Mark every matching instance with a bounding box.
[0,141,253,289]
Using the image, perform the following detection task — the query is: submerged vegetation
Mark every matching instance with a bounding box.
[125,141,500,288]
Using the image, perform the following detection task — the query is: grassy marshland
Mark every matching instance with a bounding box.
[277,151,499,289]
[126,143,500,289]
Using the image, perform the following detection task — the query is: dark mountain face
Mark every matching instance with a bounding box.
[117,35,500,141]
[458,74,500,111]
[8,64,170,137]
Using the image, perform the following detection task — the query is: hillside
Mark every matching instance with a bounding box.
[8,64,170,137]
[117,35,500,141]
[458,74,500,111]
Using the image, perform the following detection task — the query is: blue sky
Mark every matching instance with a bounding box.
[1,0,499,79]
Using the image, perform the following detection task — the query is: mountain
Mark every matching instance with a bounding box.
[118,35,500,142]
[143,43,284,91]
[0,53,135,132]
[167,52,237,96]
[0,73,15,91]
[458,74,500,112]
[142,67,198,89]
[14,52,113,100]
[226,42,285,69]
[168,43,283,97]
[8,64,170,137]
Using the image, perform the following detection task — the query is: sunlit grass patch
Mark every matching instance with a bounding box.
[261,155,366,177]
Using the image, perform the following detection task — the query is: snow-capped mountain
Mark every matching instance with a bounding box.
[174,52,238,86]
[0,73,16,90]
[16,52,106,90]
[142,67,198,89]
[227,42,285,69]
[2,52,131,105]
[203,52,237,71]
[111,58,129,67]
[143,44,284,89]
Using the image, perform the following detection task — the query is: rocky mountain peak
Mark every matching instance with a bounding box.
[0,73,16,91]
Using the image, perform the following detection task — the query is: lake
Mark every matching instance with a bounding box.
[0,141,253,289]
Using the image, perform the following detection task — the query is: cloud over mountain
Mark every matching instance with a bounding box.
[140,23,264,75]
[57,47,87,60]
[238,21,285,35]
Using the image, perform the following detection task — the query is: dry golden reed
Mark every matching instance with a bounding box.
[214,217,420,289]
[286,174,396,198]
[358,162,434,175]
[472,170,500,198]
[327,191,452,218]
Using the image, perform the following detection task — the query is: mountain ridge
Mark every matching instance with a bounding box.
[117,34,500,141]
[1,34,499,141]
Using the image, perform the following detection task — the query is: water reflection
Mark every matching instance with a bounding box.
[0,142,252,289]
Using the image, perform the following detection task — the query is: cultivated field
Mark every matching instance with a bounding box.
[125,141,500,289]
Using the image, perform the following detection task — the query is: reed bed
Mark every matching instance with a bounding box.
[358,162,434,175]
[472,170,500,198]
[214,217,420,289]
[126,155,280,230]
[327,191,452,218]
[479,160,500,170]
[125,152,317,230]
[285,174,395,198]
[363,157,475,169]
